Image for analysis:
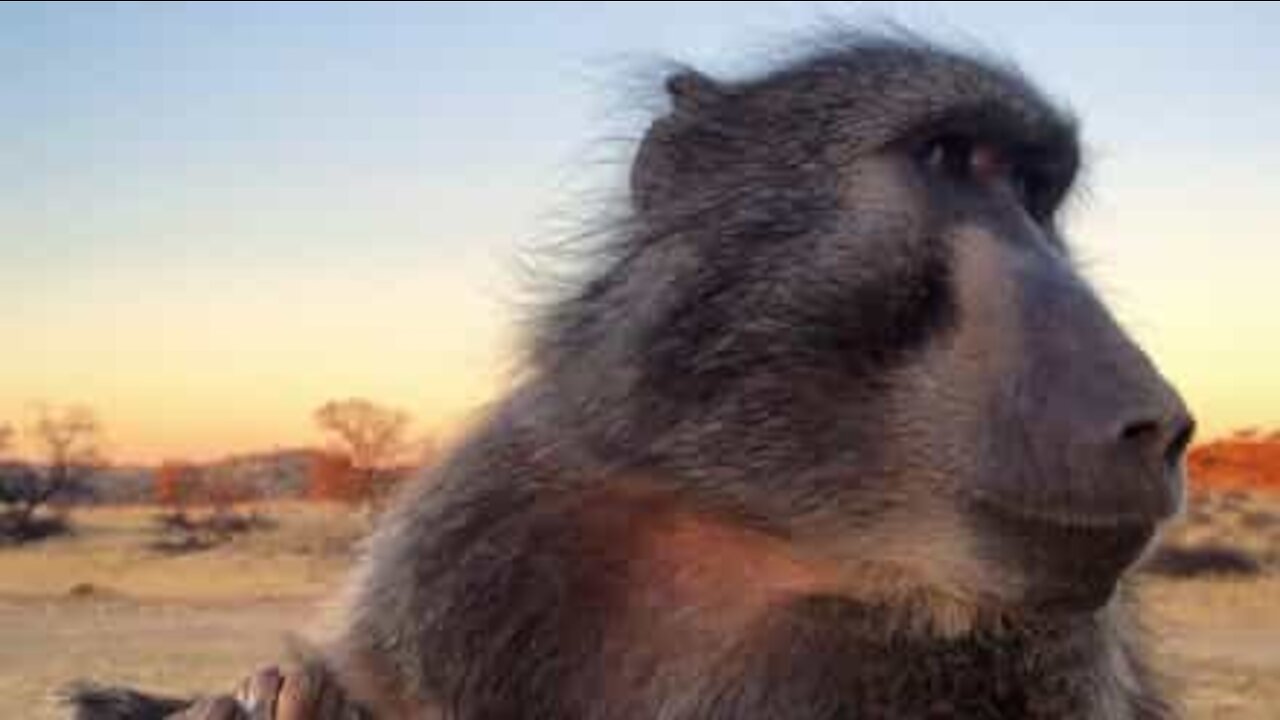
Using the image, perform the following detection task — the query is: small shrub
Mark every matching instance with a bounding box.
[152,511,194,532]
[148,533,217,556]
[1239,508,1280,531]
[66,582,117,599]
[0,511,71,545]
[1143,543,1263,578]
[148,508,275,554]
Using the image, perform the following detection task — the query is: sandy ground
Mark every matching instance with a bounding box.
[5,581,1278,719]
[0,504,1277,719]
[0,598,310,719]
[1142,578,1280,719]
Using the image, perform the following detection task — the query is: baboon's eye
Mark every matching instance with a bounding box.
[920,135,978,179]
[919,135,1010,184]
[919,135,1053,219]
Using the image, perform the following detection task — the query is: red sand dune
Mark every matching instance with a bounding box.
[1187,431,1280,495]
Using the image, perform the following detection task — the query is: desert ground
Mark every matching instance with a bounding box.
[1,499,1277,720]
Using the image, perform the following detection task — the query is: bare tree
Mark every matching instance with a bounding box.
[32,404,103,504]
[313,398,411,506]
[0,422,26,525]
[0,405,104,540]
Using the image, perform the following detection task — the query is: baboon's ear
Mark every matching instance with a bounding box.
[664,69,724,115]
[631,68,727,214]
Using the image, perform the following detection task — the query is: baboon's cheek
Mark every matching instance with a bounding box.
[944,226,1025,380]
[884,226,1025,481]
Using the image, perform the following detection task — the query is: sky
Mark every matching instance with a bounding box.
[2,2,1278,464]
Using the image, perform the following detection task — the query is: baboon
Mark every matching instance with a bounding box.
[71,31,1194,720]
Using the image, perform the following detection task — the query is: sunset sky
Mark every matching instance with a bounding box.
[2,2,1278,464]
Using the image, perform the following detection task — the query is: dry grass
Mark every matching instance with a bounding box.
[1162,490,1280,571]
[0,502,1278,719]
[0,598,313,720]
[0,502,367,602]
[0,503,365,720]
[1143,577,1280,720]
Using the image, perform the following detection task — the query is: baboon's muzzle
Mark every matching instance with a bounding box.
[972,241,1195,609]
[989,242,1195,527]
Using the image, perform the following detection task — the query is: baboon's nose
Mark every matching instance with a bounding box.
[1115,405,1195,477]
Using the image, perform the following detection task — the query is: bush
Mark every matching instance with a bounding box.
[1239,508,1280,531]
[148,508,275,555]
[1143,543,1263,578]
[0,511,71,545]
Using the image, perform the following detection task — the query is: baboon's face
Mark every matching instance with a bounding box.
[549,45,1193,614]
[857,122,1194,612]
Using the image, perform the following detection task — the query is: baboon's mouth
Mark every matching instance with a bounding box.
[960,475,1183,529]
[966,498,1158,613]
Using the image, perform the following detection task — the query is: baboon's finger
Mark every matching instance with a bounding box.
[270,661,368,720]
[275,663,328,720]
[313,672,348,719]
[234,666,283,719]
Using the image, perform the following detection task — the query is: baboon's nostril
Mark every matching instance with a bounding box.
[1117,413,1194,472]
[1164,417,1195,470]
[1119,419,1160,443]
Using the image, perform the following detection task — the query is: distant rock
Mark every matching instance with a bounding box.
[81,447,326,506]
[1189,433,1280,495]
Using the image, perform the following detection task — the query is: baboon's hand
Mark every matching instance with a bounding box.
[169,664,368,719]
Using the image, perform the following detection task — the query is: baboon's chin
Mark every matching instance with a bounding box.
[967,500,1158,614]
